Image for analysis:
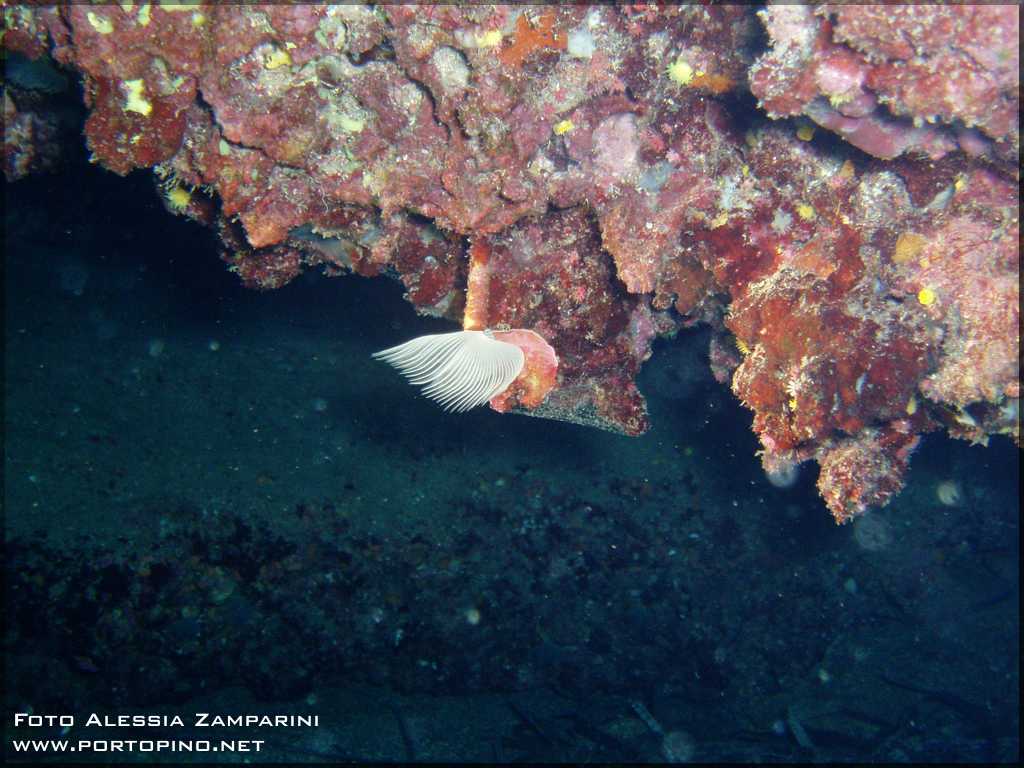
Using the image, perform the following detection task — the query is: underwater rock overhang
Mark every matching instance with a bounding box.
[4,3,1018,522]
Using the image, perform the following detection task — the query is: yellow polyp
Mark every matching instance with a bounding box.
[553,119,574,135]
[476,29,503,47]
[710,211,729,229]
[905,395,918,415]
[123,79,153,117]
[796,203,815,221]
[741,164,749,177]
[667,57,694,86]
[828,92,852,108]
[87,11,114,34]
[165,185,192,212]
[953,173,967,192]
[788,396,799,412]
[917,287,937,306]
[796,124,815,141]
[264,48,292,70]
[735,337,750,356]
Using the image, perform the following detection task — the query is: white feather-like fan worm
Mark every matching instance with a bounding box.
[374,240,557,412]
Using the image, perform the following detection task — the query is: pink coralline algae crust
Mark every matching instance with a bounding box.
[907,171,1020,441]
[58,5,203,175]
[1,5,65,63]
[714,126,1018,521]
[474,210,669,436]
[817,427,922,525]
[489,329,559,414]
[4,5,1019,521]
[750,5,1019,162]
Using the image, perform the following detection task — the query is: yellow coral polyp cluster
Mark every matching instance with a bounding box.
[475,29,503,48]
[667,57,694,86]
[164,185,192,212]
[666,55,733,94]
[264,47,292,70]
[86,10,114,34]
[122,79,152,117]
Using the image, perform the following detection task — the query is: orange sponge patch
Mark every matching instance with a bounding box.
[499,12,566,68]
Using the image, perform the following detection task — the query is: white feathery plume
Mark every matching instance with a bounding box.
[373,330,525,412]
